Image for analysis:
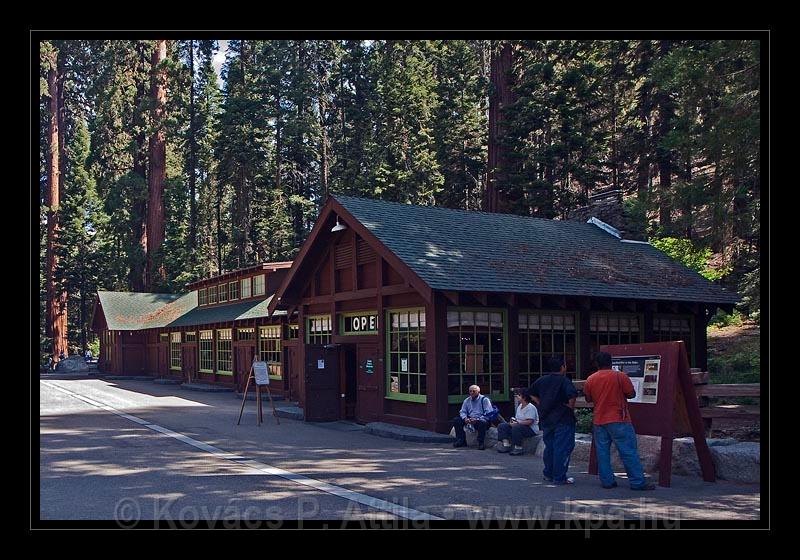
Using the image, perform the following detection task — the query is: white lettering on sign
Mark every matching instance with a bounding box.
[345,313,378,333]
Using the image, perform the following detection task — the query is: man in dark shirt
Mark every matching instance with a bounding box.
[531,356,578,485]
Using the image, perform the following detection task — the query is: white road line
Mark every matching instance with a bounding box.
[41,380,442,521]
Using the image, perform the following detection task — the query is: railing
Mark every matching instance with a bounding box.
[571,371,760,436]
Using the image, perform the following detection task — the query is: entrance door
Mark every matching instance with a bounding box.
[286,346,299,401]
[182,345,197,383]
[305,345,340,422]
[158,344,168,377]
[236,345,255,391]
[356,344,380,423]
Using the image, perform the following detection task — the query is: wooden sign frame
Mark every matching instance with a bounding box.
[237,360,280,427]
[588,341,715,487]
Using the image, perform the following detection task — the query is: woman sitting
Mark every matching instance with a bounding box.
[497,388,540,455]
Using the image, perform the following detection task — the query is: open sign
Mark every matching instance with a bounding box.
[343,313,378,334]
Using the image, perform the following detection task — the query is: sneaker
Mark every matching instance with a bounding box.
[554,477,575,485]
[631,483,656,491]
[543,475,554,482]
[477,442,486,450]
[602,481,618,489]
[453,439,466,448]
[497,445,512,453]
[509,447,524,456]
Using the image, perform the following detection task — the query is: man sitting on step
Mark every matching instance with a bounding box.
[452,385,493,450]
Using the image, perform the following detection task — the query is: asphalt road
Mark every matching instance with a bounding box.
[39,376,761,525]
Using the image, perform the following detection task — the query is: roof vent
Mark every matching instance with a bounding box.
[587,216,622,239]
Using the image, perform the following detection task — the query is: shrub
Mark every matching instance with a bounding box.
[575,408,593,434]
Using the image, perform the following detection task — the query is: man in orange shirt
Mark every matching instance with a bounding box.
[583,351,655,491]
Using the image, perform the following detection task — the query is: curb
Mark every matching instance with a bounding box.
[364,422,455,443]
[234,392,287,402]
[101,375,156,381]
[180,382,234,393]
[153,378,183,385]
[275,406,304,421]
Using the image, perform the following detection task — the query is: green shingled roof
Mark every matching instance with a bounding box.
[97,291,283,331]
[333,195,738,305]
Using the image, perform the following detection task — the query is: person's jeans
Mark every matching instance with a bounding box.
[593,422,647,488]
[542,423,575,483]
[453,416,489,444]
[497,422,535,446]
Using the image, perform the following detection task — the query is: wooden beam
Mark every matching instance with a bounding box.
[624,300,637,312]
[442,291,460,306]
[554,295,567,309]
[503,293,516,307]
[524,294,541,308]
[599,298,614,311]
[667,301,679,314]
[471,292,488,306]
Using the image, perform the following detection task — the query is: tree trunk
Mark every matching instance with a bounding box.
[46,50,69,361]
[486,41,514,213]
[130,43,148,292]
[319,57,329,199]
[188,40,198,255]
[146,39,167,290]
[656,40,673,233]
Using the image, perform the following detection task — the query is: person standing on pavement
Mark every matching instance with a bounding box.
[452,385,493,450]
[531,356,578,485]
[496,388,539,455]
[583,351,655,491]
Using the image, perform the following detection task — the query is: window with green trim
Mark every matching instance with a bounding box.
[216,329,232,374]
[653,316,693,363]
[184,332,197,343]
[208,285,218,304]
[306,315,332,344]
[198,288,208,306]
[219,283,228,303]
[237,327,255,341]
[170,332,182,370]
[387,309,426,399]
[447,309,507,399]
[287,324,299,340]
[241,277,251,299]
[229,281,239,300]
[589,313,641,357]
[253,274,265,296]
[199,330,213,372]
[519,311,578,387]
[259,326,282,378]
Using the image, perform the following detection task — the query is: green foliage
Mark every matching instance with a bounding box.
[650,237,730,281]
[708,309,744,328]
[574,408,593,434]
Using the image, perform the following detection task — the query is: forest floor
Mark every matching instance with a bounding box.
[706,321,761,441]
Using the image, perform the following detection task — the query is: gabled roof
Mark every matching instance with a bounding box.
[96,291,284,332]
[325,195,738,305]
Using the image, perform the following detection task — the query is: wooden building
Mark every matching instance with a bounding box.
[91,262,303,398]
[267,195,739,433]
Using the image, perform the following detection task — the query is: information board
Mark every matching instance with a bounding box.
[587,341,715,487]
[611,354,661,404]
[253,361,269,385]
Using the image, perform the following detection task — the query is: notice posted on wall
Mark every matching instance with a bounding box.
[400,358,408,372]
[611,355,661,404]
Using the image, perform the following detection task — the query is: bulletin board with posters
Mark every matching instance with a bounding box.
[588,341,715,487]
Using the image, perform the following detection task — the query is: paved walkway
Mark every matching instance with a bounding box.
[39,377,761,523]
